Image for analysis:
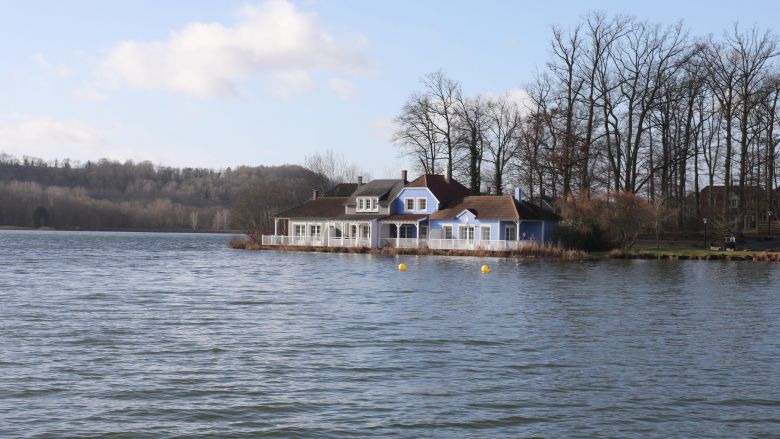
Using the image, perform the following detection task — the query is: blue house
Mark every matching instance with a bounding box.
[266,170,560,250]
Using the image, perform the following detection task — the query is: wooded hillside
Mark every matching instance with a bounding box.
[0,154,320,231]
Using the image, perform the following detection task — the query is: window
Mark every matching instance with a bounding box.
[443,225,453,240]
[357,197,378,212]
[405,198,415,211]
[505,225,517,241]
[350,224,357,237]
[310,225,321,238]
[480,226,491,241]
[420,226,428,239]
[417,197,427,212]
[294,224,305,237]
[400,224,414,238]
[459,225,475,241]
[361,225,370,238]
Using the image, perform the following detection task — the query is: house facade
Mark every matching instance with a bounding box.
[265,171,560,250]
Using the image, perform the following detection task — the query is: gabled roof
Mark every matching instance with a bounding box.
[429,195,561,221]
[405,174,471,204]
[276,197,347,219]
[347,179,405,205]
[323,183,358,198]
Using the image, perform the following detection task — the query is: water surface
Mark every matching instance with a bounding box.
[1,230,779,437]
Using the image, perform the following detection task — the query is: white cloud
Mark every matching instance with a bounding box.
[328,78,358,101]
[0,116,106,160]
[95,0,368,98]
[31,52,70,77]
[72,84,109,102]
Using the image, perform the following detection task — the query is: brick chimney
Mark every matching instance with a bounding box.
[357,176,363,186]
[312,189,319,200]
[514,187,523,203]
[444,167,451,183]
[401,170,408,182]
[486,185,492,195]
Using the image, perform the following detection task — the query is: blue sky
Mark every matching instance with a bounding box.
[1,0,778,177]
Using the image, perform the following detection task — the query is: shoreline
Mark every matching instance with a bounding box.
[0,226,242,234]
[230,238,780,262]
[229,238,588,260]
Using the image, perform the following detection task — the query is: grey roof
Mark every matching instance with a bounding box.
[323,183,358,198]
[347,179,405,205]
[275,197,347,219]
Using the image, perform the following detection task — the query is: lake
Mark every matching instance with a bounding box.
[1,230,779,438]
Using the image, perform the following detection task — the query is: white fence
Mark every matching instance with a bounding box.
[263,235,535,251]
[380,237,533,250]
[261,235,370,247]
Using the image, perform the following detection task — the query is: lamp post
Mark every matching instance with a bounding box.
[703,218,708,249]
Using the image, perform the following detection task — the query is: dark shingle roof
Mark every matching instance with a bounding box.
[406,174,472,203]
[381,214,428,222]
[347,179,405,205]
[323,183,358,198]
[276,197,346,219]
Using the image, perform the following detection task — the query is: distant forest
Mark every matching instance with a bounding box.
[0,153,323,232]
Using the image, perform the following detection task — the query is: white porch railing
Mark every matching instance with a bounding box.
[380,238,420,248]
[261,235,370,247]
[262,235,534,251]
[382,238,534,251]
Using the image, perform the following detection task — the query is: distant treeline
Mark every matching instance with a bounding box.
[0,154,320,231]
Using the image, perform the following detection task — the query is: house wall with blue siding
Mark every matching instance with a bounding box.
[519,220,558,243]
[391,188,439,214]
[429,211,503,241]
[428,217,556,243]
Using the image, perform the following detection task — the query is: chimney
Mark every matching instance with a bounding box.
[312,189,319,200]
[486,185,492,195]
[514,187,523,203]
[444,167,451,183]
[357,176,363,186]
[401,170,408,183]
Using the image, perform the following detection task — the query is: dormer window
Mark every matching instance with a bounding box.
[357,197,379,212]
[417,198,427,212]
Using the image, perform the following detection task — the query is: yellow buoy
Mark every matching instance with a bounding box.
[481,264,490,274]
[398,263,407,272]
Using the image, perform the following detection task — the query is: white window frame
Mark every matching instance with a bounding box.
[417,197,427,212]
[399,224,414,239]
[405,197,414,212]
[442,225,453,240]
[310,224,321,238]
[505,225,517,241]
[420,225,428,239]
[480,225,491,241]
[459,225,475,241]
[357,197,378,212]
[350,224,357,237]
[294,224,305,237]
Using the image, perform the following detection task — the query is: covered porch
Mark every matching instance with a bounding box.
[379,215,428,248]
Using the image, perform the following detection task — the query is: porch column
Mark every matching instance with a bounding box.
[341,222,345,247]
[541,221,545,243]
[395,222,401,248]
[416,222,420,248]
[274,218,278,236]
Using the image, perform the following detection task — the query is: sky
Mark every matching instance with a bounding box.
[1,0,779,178]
